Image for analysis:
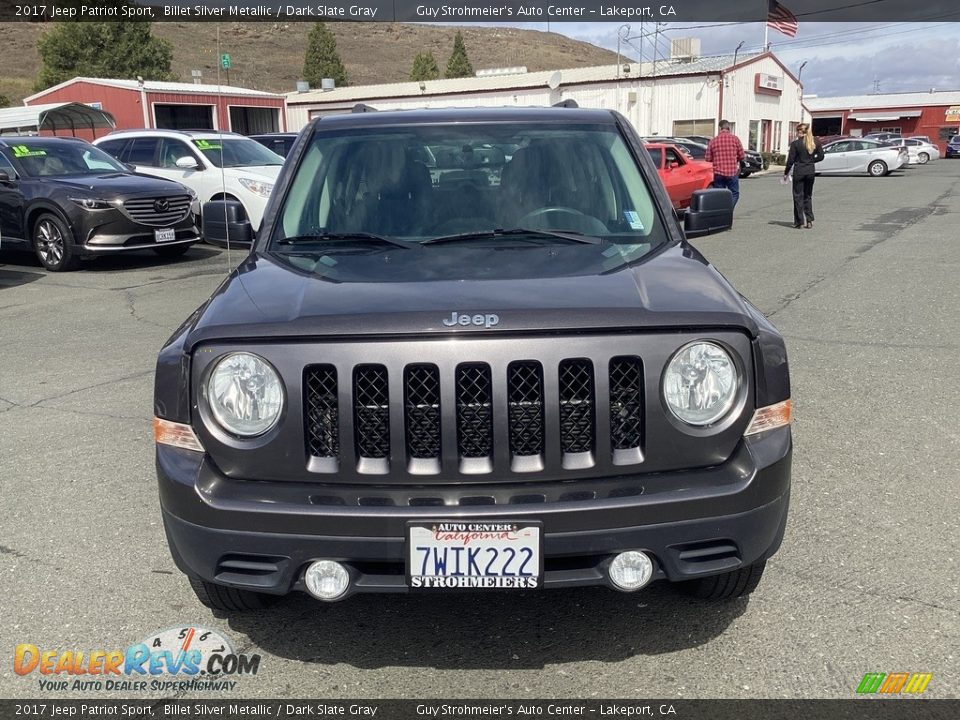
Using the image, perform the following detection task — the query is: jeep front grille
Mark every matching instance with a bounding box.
[304,353,646,479]
[353,365,390,469]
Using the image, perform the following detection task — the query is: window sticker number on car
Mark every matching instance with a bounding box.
[12,145,46,158]
[194,140,222,150]
[624,210,644,230]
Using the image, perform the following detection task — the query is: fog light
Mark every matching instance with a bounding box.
[304,560,350,601]
[609,551,654,591]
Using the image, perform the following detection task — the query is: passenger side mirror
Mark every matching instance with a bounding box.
[124,163,138,173]
[684,188,734,237]
[175,156,199,170]
[0,169,12,184]
[668,161,680,169]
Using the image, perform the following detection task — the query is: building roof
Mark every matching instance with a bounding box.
[25,77,284,103]
[805,90,960,112]
[0,102,116,134]
[287,52,766,106]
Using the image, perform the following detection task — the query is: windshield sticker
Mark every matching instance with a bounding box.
[11,145,47,158]
[193,140,222,150]
[623,210,645,231]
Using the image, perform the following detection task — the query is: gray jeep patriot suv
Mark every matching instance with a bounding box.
[154,107,791,611]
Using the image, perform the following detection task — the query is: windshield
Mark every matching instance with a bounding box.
[9,141,128,177]
[271,123,668,278]
[192,138,283,168]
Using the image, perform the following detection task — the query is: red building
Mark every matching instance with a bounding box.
[24,77,286,140]
[805,91,960,153]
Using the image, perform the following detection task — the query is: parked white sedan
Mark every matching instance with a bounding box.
[881,137,941,165]
[817,139,908,177]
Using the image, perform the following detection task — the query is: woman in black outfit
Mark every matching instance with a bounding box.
[783,123,825,229]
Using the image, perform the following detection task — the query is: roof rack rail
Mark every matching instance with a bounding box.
[352,103,378,113]
[552,99,579,108]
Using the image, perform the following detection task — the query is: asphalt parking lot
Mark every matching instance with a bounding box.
[1,161,958,701]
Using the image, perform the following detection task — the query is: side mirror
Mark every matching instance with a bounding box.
[684,188,734,237]
[668,161,680,169]
[124,163,138,173]
[0,169,11,184]
[175,156,199,170]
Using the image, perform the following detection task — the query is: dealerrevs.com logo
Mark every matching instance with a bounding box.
[14,626,261,693]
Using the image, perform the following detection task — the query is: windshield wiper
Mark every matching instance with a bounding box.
[276,232,417,250]
[421,228,602,246]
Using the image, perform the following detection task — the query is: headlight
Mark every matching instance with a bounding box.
[205,352,284,437]
[69,197,111,210]
[237,178,274,198]
[662,341,739,426]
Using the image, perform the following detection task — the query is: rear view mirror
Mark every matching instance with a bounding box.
[684,188,734,237]
[176,156,199,170]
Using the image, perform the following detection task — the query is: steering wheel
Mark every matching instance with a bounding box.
[516,206,587,226]
[516,206,609,236]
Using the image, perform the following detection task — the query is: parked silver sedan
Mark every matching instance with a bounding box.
[881,137,941,165]
[817,139,908,177]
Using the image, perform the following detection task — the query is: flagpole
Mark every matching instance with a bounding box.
[764,23,769,52]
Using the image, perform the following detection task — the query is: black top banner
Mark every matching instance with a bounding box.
[1,0,958,23]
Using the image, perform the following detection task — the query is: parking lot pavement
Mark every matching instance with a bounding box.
[1,162,958,700]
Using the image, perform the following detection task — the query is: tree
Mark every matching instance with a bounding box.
[302,22,348,89]
[35,22,174,91]
[0,95,9,109]
[409,52,440,82]
[445,31,474,79]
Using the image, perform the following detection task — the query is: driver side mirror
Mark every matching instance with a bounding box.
[684,188,734,237]
[124,163,138,173]
[175,156,199,170]
[0,169,12,184]
[668,161,680,169]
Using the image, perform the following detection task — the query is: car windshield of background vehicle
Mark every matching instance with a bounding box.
[192,138,283,168]
[270,123,669,281]
[8,142,128,177]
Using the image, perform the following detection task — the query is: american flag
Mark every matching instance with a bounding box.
[767,1,799,38]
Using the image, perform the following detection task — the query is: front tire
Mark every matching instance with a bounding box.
[188,576,277,612]
[867,160,887,177]
[33,213,81,272]
[680,559,766,600]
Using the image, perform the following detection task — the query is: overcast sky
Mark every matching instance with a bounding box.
[458,22,960,98]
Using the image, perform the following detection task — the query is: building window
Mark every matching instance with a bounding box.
[749,120,760,151]
[672,119,717,137]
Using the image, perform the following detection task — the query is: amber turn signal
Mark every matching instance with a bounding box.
[744,399,792,436]
[153,417,204,452]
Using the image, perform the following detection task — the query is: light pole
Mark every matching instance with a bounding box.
[797,61,808,123]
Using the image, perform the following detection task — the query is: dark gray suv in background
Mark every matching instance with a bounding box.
[0,137,199,271]
[154,107,792,611]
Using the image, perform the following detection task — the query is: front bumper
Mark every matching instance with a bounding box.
[76,209,200,255]
[158,426,792,597]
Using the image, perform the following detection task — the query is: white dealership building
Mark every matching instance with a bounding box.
[286,44,805,155]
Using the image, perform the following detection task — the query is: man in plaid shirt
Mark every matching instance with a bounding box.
[705,120,746,206]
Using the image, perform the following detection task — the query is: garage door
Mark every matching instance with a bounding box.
[230,106,279,134]
[673,119,716,137]
[154,104,214,130]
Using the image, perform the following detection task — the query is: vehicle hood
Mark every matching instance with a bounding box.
[182,243,757,348]
[223,165,282,181]
[38,173,189,197]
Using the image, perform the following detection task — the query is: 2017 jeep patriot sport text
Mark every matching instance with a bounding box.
[154,107,791,611]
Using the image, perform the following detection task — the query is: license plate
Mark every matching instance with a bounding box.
[407,521,542,590]
[154,228,176,243]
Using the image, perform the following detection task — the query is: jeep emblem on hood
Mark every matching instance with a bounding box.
[443,312,500,329]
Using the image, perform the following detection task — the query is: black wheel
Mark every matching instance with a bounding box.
[867,160,887,177]
[153,243,191,259]
[680,559,766,600]
[188,576,278,612]
[33,213,81,272]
